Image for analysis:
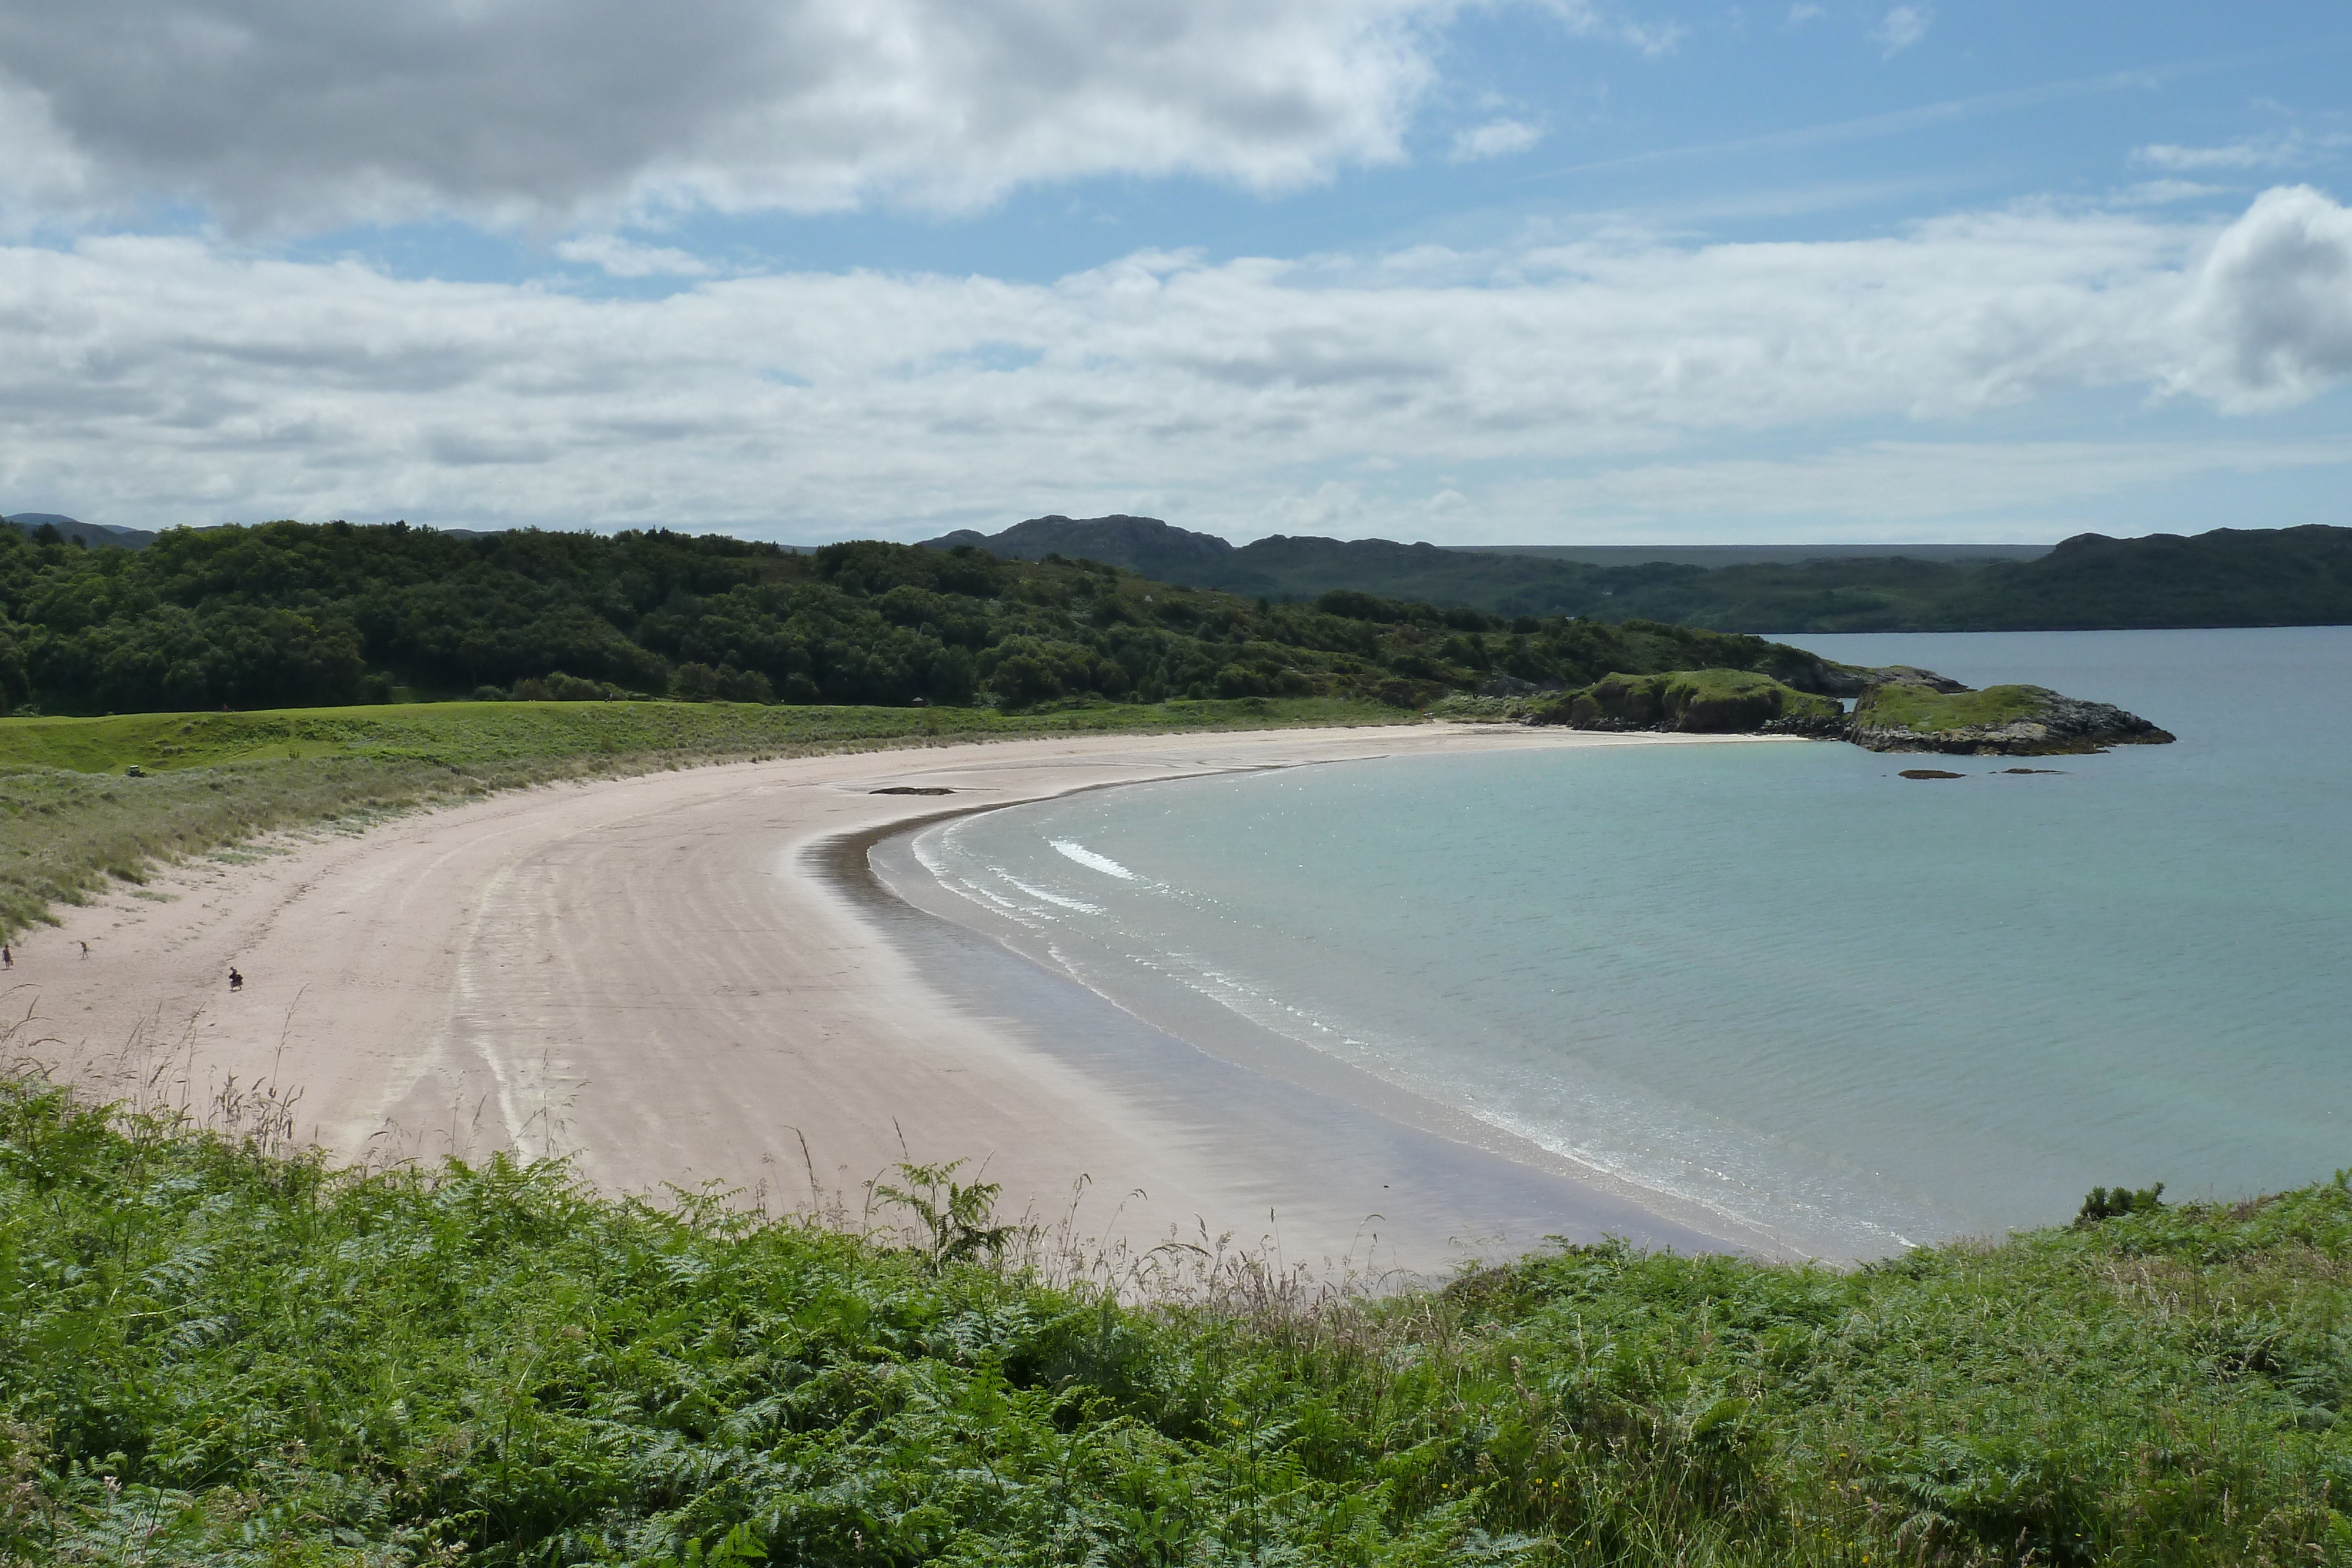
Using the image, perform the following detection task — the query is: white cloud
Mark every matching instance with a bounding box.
[1785,4,1826,24]
[1541,0,1685,56]
[2114,179,2227,208]
[1486,439,2352,524]
[0,0,1472,229]
[1449,118,1545,162]
[2164,184,2352,412]
[1872,5,1931,58]
[553,236,717,279]
[0,189,2346,538]
[2134,131,2351,172]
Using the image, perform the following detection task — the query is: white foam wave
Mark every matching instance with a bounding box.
[1050,840,1141,880]
[997,872,1102,915]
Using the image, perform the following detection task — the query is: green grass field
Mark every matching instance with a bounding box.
[0,697,1409,939]
[4,1068,2348,1566]
[1853,684,2054,735]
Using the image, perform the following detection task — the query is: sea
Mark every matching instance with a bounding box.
[877,627,2352,1259]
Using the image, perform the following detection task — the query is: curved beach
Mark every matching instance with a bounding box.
[18,723,1781,1273]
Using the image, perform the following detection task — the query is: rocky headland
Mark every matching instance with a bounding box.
[1527,663,2174,754]
[1846,681,2175,755]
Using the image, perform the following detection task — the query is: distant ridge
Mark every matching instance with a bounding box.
[3,513,156,550]
[921,516,2053,576]
[1452,543,2052,567]
[922,514,1234,579]
[916,515,2057,618]
[920,514,2352,630]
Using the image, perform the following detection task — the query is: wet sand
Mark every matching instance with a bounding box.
[18,722,1779,1274]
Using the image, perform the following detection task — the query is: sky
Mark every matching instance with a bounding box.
[0,1,2348,547]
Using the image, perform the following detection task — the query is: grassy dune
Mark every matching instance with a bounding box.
[0,697,1406,938]
[4,1069,2348,1565]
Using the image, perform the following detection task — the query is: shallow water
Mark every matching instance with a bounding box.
[900,627,2352,1258]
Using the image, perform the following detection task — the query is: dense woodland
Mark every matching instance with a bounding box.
[0,520,1822,717]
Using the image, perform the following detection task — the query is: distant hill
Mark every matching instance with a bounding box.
[4,514,156,550]
[1451,543,2052,567]
[1598,526,2352,631]
[926,515,2352,631]
[923,515,1627,615]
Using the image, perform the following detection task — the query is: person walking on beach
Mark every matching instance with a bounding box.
[78,940,89,959]
[2,945,11,969]
[228,967,243,992]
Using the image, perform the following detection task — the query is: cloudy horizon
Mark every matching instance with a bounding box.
[1,0,2347,547]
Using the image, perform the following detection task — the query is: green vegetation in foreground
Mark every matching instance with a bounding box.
[0,696,1402,938]
[1853,684,2056,735]
[1531,669,1843,734]
[6,1070,2351,1566]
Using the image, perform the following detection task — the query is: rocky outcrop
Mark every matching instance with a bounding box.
[1524,664,2174,755]
[1528,669,1843,734]
[1848,684,2174,755]
[1795,660,1972,698]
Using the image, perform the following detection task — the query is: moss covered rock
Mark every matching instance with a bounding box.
[1850,682,2174,755]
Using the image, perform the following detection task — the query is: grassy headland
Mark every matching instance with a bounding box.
[1852,685,2055,736]
[4,1067,2348,1565]
[0,696,1402,940]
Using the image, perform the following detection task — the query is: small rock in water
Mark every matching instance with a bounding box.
[2001,767,2063,774]
[1899,768,1966,780]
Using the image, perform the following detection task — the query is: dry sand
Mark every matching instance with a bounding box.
[16,722,1781,1275]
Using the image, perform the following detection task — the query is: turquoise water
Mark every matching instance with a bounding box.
[906,628,2352,1257]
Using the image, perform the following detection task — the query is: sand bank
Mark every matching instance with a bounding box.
[18,722,1785,1274]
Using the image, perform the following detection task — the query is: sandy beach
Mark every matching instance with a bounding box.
[17,721,1783,1274]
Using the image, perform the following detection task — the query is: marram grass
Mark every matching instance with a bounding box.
[0,696,1407,939]
[4,1065,2351,1566]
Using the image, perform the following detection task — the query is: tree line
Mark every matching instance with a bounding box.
[0,520,1828,716]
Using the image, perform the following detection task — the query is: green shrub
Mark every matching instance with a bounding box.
[5,1067,2351,1564]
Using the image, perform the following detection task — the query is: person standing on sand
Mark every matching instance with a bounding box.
[228,967,243,992]
[78,940,89,959]
[2,945,11,969]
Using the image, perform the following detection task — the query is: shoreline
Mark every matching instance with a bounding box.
[18,721,1794,1275]
[849,803,1819,1262]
